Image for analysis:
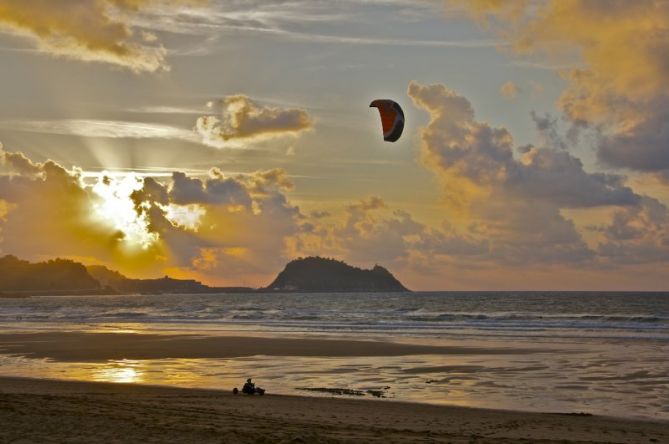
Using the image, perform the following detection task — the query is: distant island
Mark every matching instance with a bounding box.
[265,257,409,292]
[0,255,408,295]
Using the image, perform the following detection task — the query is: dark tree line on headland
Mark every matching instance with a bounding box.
[0,255,100,292]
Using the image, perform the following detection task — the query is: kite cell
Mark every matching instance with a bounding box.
[370,99,405,142]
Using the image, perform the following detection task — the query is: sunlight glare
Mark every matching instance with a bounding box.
[91,173,158,250]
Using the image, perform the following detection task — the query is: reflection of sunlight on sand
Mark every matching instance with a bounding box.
[1,338,667,419]
[84,358,240,388]
[93,360,144,384]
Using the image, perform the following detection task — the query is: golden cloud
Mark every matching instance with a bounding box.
[195,95,313,147]
[447,0,669,171]
[2,138,669,288]
[406,80,660,267]
[1,146,141,266]
[0,0,202,72]
[0,144,304,283]
[499,80,520,99]
[3,146,478,283]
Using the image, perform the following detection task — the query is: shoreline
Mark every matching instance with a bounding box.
[1,376,667,443]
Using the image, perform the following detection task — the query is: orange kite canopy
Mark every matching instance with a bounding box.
[370,99,405,142]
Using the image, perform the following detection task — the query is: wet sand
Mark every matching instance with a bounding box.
[1,377,667,443]
[0,331,529,362]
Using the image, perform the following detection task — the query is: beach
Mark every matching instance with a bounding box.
[1,291,668,442]
[2,0,668,440]
[2,376,668,443]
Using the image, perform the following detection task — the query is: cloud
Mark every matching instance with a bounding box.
[0,144,42,175]
[1,102,312,149]
[658,170,669,186]
[168,170,252,207]
[593,197,669,264]
[596,102,669,171]
[407,81,640,209]
[195,95,313,147]
[132,167,304,279]
[0,119,198,141]
[406,80,651,266]
[294,194,490,268]
[446,0,669,173]
[530,111,566,150]
[0,146,128,261]
[2,137,669,289]
[0,0,201,72]
[510,146,641,208]
[0,144,305,284]
[139,0,498,53]
[499,80,520,99]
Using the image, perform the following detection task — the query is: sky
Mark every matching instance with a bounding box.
[0,0,668,290]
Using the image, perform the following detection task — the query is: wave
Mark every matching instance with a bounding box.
[404,312,667,323]
[2,309,668,325]
[1,293,668,341]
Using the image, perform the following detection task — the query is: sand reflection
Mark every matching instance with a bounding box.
[0,333,667,420]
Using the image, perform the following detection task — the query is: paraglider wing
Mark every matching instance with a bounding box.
[370,99,404,142]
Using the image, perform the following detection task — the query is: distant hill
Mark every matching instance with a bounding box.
[265,257,409,292]
[0,256,253,295]
[1,255,407,295]
[87,265,214,294]
[0,255,101,293]
[86,265,126,288]
[87,265,253,294]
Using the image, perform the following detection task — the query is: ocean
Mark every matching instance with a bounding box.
[1,291,668,420]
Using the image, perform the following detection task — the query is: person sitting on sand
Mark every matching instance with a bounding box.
[239,378,265,395]
[242,378,255,395]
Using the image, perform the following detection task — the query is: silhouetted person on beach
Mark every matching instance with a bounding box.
[242,378,255,394]
[237,378,265,395]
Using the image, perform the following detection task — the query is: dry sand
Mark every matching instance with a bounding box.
[0,377,667,443]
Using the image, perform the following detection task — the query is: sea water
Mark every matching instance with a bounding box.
[1,292,668,420]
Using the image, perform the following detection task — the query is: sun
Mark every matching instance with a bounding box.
[90,173,158,250]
